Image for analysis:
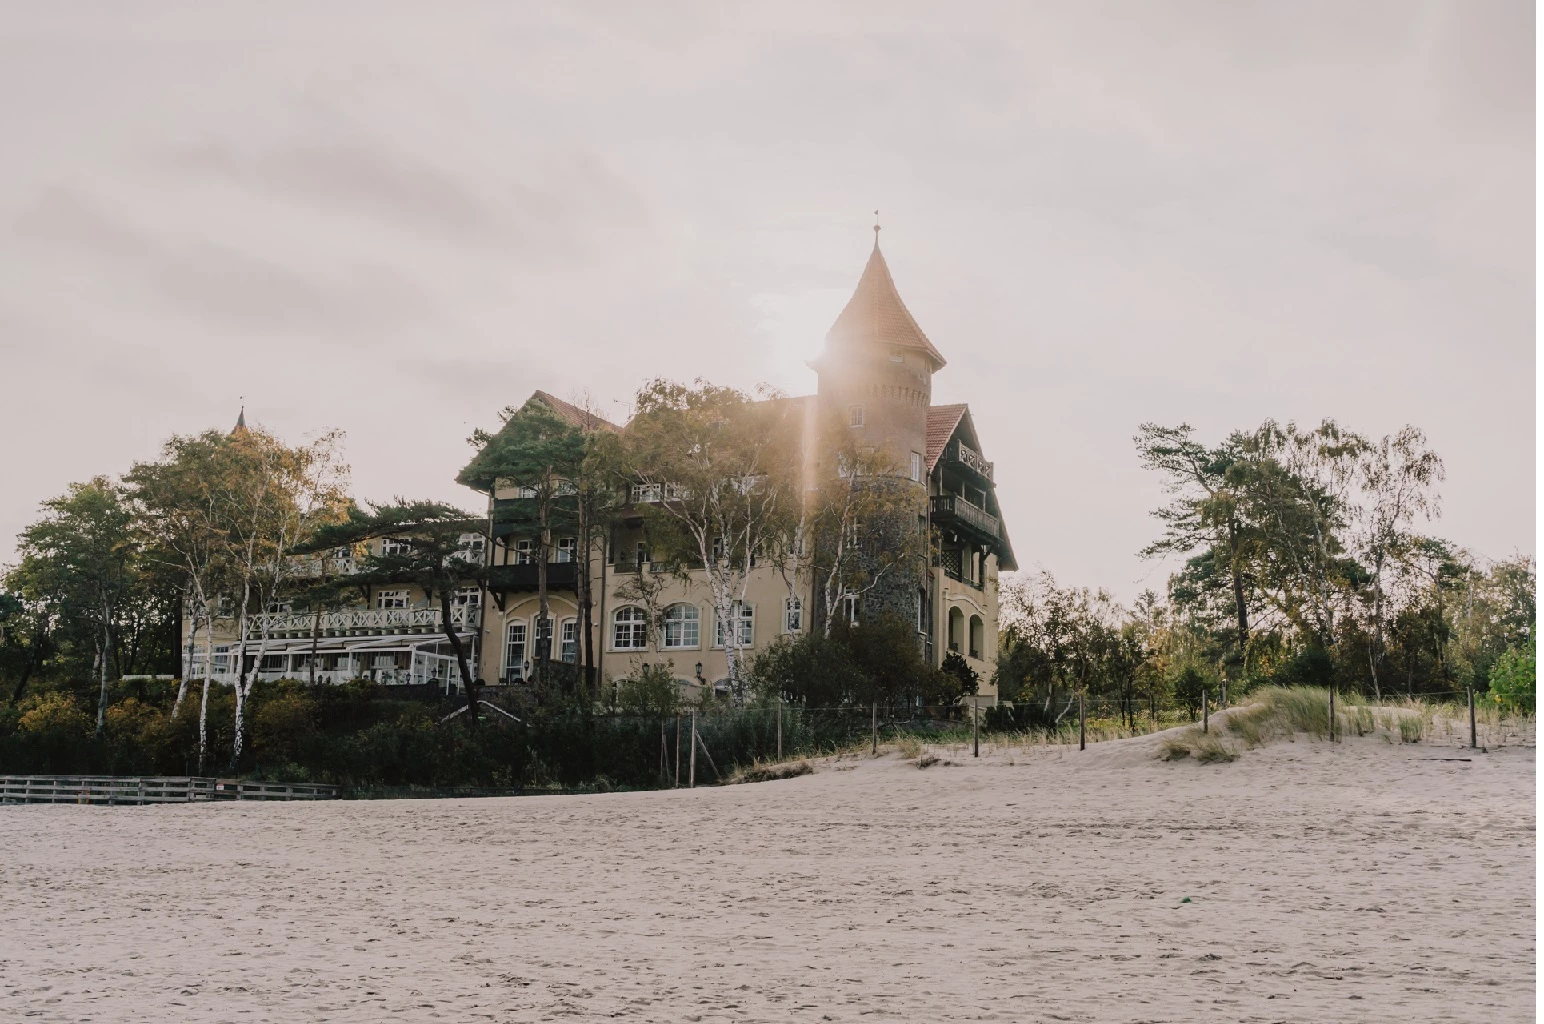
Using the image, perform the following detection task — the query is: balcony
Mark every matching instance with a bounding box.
[253,605,481,637]
[487,561,579,593]
[290,555,357,578]
[954,441,994,481]
[931,494,999,540]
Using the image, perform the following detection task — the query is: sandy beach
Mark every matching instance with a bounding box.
[0,726,1533,1023]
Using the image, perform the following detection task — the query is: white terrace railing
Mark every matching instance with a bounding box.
[253,605,481,635]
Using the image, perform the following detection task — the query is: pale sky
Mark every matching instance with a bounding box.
[0,1,1533,598]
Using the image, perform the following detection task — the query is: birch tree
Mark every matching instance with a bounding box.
[214,425,348,768]
[1353,427,1443,698]
[620,380,802,696]
[126,431,232,719]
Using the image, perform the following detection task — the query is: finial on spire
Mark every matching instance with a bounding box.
[873,209,881,248]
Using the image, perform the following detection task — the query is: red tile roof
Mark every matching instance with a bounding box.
[530,390,620,433]
[825,244,946,368]
[926,403,968,470]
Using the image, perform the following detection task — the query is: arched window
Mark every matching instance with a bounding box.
[612,606,647,650]
[504,621,527,681]
[559,618,578,663]
[948,607,964,653]
[969,615,984,660]
[663,604,700,649]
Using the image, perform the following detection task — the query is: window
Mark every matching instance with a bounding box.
[711,536,725,564]
[556,537,577,563]
[636,542,651,565]
[910,451,922,482]
[630,482,663,504]
[560,619,578,663]
[261,654,285,671]
[839,593,860,627]
[457,532,486,558]
[381,538,412,556]
[948,606,964,652]
[784,597,803,633]
[663,604,700,649]
[917,588,928,633]
[849,406,865,428]
[535,615,554,656]
[890,352,904,363]
[514,539,535,564]
[504,622,527,680]
[376,589,408,609]
[613,606,648,649]
[715,602,754,648]
[515,485,537,499]
[452,586,481,607]
[969,615,984,660]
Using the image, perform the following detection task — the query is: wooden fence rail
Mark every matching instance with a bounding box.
[0,775,339,806]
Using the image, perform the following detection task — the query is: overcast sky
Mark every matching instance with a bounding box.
[0,1,1533,598]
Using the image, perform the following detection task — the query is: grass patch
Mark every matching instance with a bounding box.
[728,760,814,784]
[895,735,925,760]
[1398,716,1424,744]
[1157,727,1237,763]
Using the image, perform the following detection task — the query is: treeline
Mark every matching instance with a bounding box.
[994,419,1535,723]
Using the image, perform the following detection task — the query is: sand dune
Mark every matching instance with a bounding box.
[0,725,1533,1022]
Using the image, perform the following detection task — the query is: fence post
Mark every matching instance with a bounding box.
[1468,686,1477,749]
[675,714,681,788]
[871,701,878,756]
[972,698,979,759]
[1221,684,1227,710]
[1328,688,1335,742]
[1078,692,1085,751]
[689,710,697,789]
[776,696,783,761]
[1202,689,1209,734]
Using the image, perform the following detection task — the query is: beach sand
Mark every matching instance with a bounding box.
[0,724,1533,1022]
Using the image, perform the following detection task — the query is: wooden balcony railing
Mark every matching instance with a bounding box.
[930,494,999,539]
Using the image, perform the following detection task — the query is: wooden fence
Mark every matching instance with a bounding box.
[0,775,340,805]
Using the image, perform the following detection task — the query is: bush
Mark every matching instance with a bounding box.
[1488,640,1535,714]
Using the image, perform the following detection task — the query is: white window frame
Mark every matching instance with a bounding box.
[630,482,663,504]
[663,603,701,649]
[381,537,412,556]
[559,618,578,663]
[504,621,527,680]
[556,536,577,563]
[452,586,481,607]
[839,593,860,627]
[612,606,648,650]
[784,597,803,633]
[849,406,864,428]
[714,601,754,649]
[910,451,922,482]
[514,538,535,565]
[376,589,409,610]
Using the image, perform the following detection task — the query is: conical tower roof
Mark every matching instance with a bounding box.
[825,241,945,369]
[232,406,248,435]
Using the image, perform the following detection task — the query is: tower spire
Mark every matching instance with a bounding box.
[873,209,880,249]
